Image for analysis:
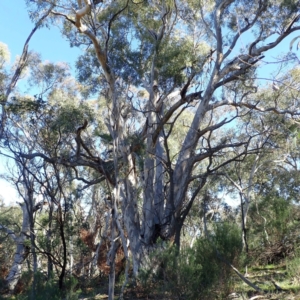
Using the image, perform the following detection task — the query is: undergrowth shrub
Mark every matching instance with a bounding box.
[16,272,80,300]
[139,222,242,300]
[248,196,300,265]
[286,255,300,285]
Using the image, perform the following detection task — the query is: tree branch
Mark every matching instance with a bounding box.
[0,225,18,243]
[152,91,203,143]
[211,100,300,117]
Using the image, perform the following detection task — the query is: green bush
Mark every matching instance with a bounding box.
[247,195,300,265]
[139,222,242,299]
[286,256,300,285]
[16,272,80,300]
[192,222,243,298]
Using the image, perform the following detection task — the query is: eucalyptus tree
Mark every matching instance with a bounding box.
[220,68,300,252]
[0,122,49,294]
[23,0,300,264]
[0,42,50,293]
[0,39,95,292]
[14,0,300,296]
[0,200,23,289]
[0,22,68,293]
[0,98,50,293]
[0,96,96,293]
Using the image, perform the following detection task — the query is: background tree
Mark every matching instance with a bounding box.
[1,0,300,298]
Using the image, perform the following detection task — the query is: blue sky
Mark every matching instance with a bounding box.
[1,0,81,68]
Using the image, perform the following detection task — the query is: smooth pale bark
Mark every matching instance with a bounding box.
[6,202,31,292]
[5,173,40,293]
[6,237,30,292]
[107,213,118,300]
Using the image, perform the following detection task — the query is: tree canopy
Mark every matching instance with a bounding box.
[1,0,300,298]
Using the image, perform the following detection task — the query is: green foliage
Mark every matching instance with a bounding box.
[16,272,80,300]
[50,103,94,134]
[5,96,45,115]
[17,272,61,300]
[76,49,102,98]
[139,222,242,299]
[0,42,10,65]
[280,0,299,12]
[156,37,199,89]
[211,222,243,263]
[269,197,291,235]
[286,255,300,285]
[250,195,294,245]
[248,194,300,265]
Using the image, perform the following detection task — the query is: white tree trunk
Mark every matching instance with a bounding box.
[6,202,31,292]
